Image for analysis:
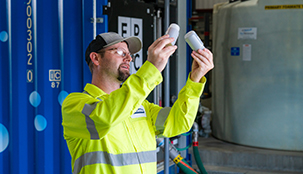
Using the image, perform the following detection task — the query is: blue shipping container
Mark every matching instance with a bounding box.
[0,0,107,173]
[1,0,193,173]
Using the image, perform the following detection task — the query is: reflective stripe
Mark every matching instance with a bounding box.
[83,91,89,95]
[82,91,102,139]
[155,107,171,134]
[73,150,157,174]
[83,91,102,101]
[82,102,100,139]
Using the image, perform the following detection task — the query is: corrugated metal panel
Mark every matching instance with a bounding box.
[196,0,228,9]
[0,0,107,173]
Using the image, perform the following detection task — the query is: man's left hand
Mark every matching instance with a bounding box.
[190,48,214,83]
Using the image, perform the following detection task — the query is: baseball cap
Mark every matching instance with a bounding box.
[85,32,142,65]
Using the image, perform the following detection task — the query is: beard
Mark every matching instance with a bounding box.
[117,67,130,82]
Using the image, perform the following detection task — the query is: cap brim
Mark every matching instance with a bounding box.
[124,36,142,54]
[104,36,142,54]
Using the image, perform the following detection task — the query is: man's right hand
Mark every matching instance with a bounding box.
[147,35,177,72]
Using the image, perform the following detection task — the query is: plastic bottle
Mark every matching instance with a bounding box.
[184,30,205,51]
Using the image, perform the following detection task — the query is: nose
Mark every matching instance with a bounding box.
[124,54,132,62]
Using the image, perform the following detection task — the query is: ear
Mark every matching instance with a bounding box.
[90,52,100,66]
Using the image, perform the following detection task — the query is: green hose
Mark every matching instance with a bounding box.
[169,141,192,151]
[177,159,199,174]
[193,146,207,174]
[175,143,191,151]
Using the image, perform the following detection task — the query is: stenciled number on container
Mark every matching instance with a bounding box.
[26,0,33,83]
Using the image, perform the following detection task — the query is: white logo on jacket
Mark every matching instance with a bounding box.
[131,105,146,118]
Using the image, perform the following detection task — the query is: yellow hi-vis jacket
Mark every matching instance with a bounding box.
[62,61,206,174]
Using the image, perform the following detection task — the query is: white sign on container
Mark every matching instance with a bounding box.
[243,44,252,61]
[118,16,143,74]
[238,27,257,40]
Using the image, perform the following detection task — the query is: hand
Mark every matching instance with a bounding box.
[190,48,214,82]
[147,35,177,72]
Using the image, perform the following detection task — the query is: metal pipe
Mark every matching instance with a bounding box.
[157,138,199,174]
[59,0,64,90]
[164,0,170,106]
[157,10,163,107]
[164,0,170,173]
[153,13,158,105]
[7,0,13,172]
[192,122,199,143]
[154,9,162,105]
[93,0,96,37]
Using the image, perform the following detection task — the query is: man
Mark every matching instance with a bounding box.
[62,32,213,174]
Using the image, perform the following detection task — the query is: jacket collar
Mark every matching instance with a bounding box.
[83,83,107,98]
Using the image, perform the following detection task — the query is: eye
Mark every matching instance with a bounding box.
[116,50,124,56]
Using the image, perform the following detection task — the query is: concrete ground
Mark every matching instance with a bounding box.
[188,136,303,174]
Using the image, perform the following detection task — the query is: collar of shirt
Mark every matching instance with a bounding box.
[84,83,106,99]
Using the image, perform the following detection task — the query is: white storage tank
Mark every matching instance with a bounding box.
[212,0,303,151]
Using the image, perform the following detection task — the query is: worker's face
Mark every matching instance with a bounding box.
[99,42,132,82]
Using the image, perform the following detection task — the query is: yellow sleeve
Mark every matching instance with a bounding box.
[62,61,162,140]
[147,74,206,138]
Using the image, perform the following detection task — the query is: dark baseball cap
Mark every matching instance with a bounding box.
[85,32,142,65]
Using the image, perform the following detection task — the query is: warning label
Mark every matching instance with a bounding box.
[265,4,303,10]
